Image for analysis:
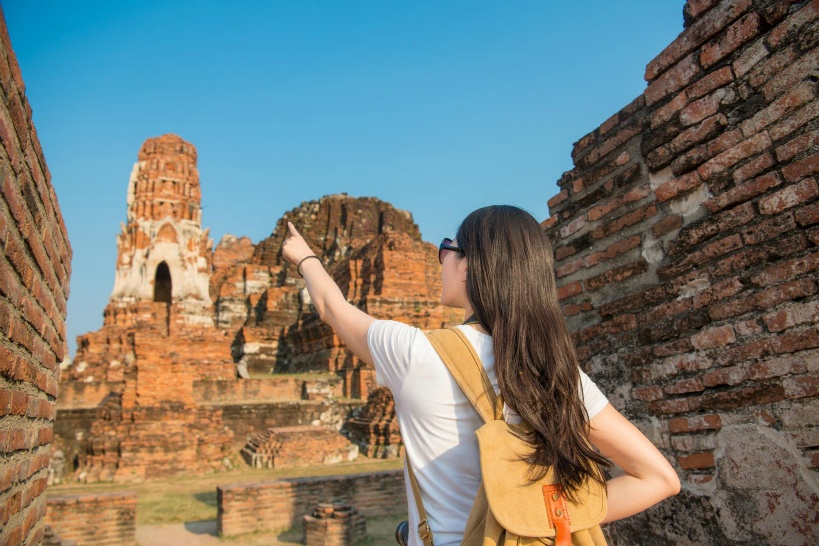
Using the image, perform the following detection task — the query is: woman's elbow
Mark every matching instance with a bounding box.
[660,466,681,498]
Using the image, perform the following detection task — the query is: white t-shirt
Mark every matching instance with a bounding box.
[367,321,609,546]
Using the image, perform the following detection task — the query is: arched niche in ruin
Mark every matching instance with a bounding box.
[154,262,172,303]
[156,222,178,243]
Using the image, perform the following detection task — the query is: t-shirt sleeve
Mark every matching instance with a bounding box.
[579,370,609,419]
[367,320,420,394]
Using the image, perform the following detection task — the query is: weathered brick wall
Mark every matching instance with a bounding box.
[545,1,819,544]
[46,492,136,546]
[0,7,72,546]
[219,400,361,440]
[55,382,115,409]
[192,375,343,404]
[217,470,406,537]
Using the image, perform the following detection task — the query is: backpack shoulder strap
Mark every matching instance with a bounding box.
[425,328,498,423]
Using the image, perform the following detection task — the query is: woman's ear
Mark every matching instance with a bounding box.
[458,259,468,283]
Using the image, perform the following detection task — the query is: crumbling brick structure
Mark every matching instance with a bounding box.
[545,1,819,544]
[0,8,72,546]
[218,470,405,538]
[45,492,136,546]
[303,500,366,546]
[57,134,459,481]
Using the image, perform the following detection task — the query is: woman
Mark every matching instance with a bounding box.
[282,205,680,546]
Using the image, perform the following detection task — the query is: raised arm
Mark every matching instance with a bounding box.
[281,222,375,366]
[588,404,681,523]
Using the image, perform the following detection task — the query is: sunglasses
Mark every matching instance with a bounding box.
[438,238,465,264]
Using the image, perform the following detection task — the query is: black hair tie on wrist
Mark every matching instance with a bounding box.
[296,255,322,277]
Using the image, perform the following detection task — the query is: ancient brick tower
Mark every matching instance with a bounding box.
[66,135,235,482]
[109,133,213,326]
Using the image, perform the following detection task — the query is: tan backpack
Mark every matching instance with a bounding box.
[405,328,607,546]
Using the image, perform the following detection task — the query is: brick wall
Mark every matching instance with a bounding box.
[545,1,819,544]
[192,375,343,404]
[217,470,406,537]
[0,7,72,546]
[46,492,136,546]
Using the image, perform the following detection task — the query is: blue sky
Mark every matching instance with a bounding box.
[3,1,684,357]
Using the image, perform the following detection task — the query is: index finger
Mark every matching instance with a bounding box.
[287,221,300,238]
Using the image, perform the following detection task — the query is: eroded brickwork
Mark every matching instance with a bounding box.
[46,492,136,546]
[0,7,72,545]
[545,1,819,544]
[217,470,406,538]
[57,136,458,480]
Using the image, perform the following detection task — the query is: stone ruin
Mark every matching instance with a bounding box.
[53,133,460,483]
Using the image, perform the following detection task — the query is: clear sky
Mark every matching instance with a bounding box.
[4,1,684,357]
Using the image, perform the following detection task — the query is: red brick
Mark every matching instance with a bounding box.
[646,0,751,81]
[591,205,657,239]
[702,365,748,387]
[556,257,583,278]
[655,171,703,202]
[663,234,744,279]
[587,184,651,222]
[671,128,743,175]
[782,153,819,183]
[649,397,702,415]
[654,338,694,357]
[796,201,819,226]
[574,314,637,344]
[700,12,761,69]
[668,413,722,433]
[645,52,702,105]
[583,261,647,291]
[559,215,587,238]
[758,178,819,214]
[555,244,577,260]
[775,130,819,164]
[665,377,705,395]
[732,152,775,184]
[742,81,816,138]
[652,214,683,237]
[697,131,772,180]
[730,318,761,337]
[688,66,735,101]
[715,328,819,366]
[584,236,641,267]
[643,298,693,323]
[751,250,819,286]
[711,278,817,321]
[678,451,715,470]
[733,38,769,78]
[762,300,819,332]
[770,96,819,143]
[748,46,799,90]
[633,386,663,402]
[581,122,642,166]
[547,189,568,209]
[749,354,810,380]
[678,116,732,161]
[680,89,733,127]
[767,0,819,48]
[705,171,782,213]
[10,390,27,416]
[783,375,819,399]
[691,324,736,349]
[557,281,582,301]
[701,383,786,409]
[742,212,796,245]
[651,91,690,129]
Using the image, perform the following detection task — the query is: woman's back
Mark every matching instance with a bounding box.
[369,321,609,546]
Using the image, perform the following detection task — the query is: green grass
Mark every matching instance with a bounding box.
[48,457,404,526]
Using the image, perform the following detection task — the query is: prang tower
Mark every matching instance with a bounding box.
[109,133,213,325]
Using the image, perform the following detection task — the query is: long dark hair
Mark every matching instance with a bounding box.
[456,205,610,495]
